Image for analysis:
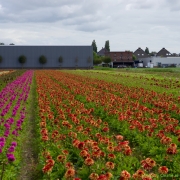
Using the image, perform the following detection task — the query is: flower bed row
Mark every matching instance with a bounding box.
[64,71,180,110]
[47,70,180,175]
[0,71,12,76]
[0,70,26,93]
[0,70,33,179]
[48,71,180,144]
[76,71,180,94]
[35,70,174,179]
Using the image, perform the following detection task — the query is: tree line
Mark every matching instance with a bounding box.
[91,40,158,65]
[0,55,93,68]
[92,40,111,65]
[145,47,157,56]
[92,40,110,53]
[0,42,15,45]
[93,52,111,65]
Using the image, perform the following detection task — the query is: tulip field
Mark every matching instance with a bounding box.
[0,69,180,180]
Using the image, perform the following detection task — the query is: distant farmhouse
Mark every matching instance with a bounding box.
[134,47,150,59]
[97,47,109,56]
[156,48,173,57]
[96,47,134,68]
[105,51,133,68]
[0,45,93,69]
[96,46,180,68]
[133,47,180,68]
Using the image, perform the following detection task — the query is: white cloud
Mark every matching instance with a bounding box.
[0,0,180,53]
[0,3,3,13]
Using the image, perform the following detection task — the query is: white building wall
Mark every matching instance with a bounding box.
[140,57,180,67]
[152,57,180,67]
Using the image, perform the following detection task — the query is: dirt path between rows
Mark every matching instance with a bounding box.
[18,74,40,180]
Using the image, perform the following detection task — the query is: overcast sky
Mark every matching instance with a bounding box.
[0,0,180,53]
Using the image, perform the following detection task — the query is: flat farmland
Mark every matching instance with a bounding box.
[0,69,180,180]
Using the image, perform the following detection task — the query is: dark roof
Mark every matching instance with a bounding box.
[133,47,150,58]
[97,47,109,56]
[156,48,173,57]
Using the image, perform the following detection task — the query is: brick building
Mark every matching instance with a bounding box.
[105,51,133,67]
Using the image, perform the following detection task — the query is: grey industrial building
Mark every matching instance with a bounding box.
[0,45,93,69]
[133,47,180,68]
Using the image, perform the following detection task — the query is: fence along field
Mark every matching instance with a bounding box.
[0,69,180,179]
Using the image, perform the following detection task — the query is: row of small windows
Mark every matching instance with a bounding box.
[137,53,171,56]
[113,54,131,56]
[114,58,131,61]
[113,56,131,58]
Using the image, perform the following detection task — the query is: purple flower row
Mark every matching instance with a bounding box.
[0,70,33,162]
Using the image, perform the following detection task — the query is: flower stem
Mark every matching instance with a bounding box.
[0,162,5,180]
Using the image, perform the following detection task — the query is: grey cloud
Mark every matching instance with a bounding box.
[1,0,77,12]
[0,3,82,23]
[0,0,180,53]
[0,0,107,33]
[124,0,180,11]
[76,21,110,32]
[0,0,109,33]
[63,15,96,26]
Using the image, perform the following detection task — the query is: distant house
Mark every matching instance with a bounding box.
[156,48,173,57]
[105,51,133,68]
[133,47,150,59]
[97,47,109,56]
[132,47,180,68]
[172,53,180,57]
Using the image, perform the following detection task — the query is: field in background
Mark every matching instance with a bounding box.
[93,66,180,78]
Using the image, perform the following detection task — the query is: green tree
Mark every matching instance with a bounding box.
[92,40,97,53]
[0,43,5,45]
[58,56,63,68]
[93,51,102,65]
[105,40,110,51]
[132,55,136,60]
[149,51,157,56]
[93,58,102,65]
[145,47,149,54]
[102,56,111,64]
[39,55,47,68]
[93,51,98,60]
[18,55,26,68]
[9,43,15,45]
